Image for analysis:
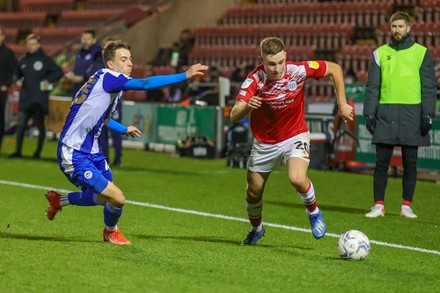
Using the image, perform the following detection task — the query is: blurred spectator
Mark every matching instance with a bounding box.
[151,29,195,68]
[186,65,220,105]
[150,46,172,66]
[64,30,102,97]
[90,37,115,74]
[0,25,18,154]
[230,63,254,84]
[230,63,254,104]
[172,28,195,68]
[10,34,63,158]
[51,52,72,96]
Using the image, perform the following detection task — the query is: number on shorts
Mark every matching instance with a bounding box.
[294,140,309,153]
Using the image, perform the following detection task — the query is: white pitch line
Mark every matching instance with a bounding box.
[1,179,439,256]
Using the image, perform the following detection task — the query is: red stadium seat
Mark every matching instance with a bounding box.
[193,24,354,51]
[222,2,392,28]
[32,27,89,45]
[86,0,143,10]
[58,9,123,27]
[5,43,61,58]
[0,12,47,29]
[20,0,75,14]
[4,27,19,43]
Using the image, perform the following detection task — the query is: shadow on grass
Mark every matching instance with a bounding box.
[0,232,98,243]
[266,200,367,215]
[266,200,438,224]
[133,234,312,251]
[3,155,58,164]
[112,165,202,176]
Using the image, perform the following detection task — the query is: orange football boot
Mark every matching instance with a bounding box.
[103,228,132,245]
[45,190,62,220]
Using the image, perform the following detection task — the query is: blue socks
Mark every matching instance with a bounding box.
[67,189,99,206]
[103,202,123,228]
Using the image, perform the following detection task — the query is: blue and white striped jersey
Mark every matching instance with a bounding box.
[60,68,129,154]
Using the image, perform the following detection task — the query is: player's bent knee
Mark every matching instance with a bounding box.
[246,186,263,201]
[288,174,307,189]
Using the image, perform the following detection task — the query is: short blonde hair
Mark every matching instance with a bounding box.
[260,37,285,57]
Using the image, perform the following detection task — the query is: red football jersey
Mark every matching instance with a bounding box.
[236,60,328,144]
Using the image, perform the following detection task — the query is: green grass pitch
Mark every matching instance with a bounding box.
[0,139,439,292]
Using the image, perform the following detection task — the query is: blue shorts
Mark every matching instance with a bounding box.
[57,143,112,194]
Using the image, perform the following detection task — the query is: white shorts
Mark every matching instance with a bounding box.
[247,132,311,173]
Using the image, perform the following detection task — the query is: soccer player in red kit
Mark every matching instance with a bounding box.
[231,37,354,245]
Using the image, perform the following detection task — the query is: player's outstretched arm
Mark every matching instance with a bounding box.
[326,62,354,122]
[185,63,209,79]
[123,63,208,91]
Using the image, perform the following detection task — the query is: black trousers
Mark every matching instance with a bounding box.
[0,91,7,151]
[374,143,418,202]
[15,106,46,156]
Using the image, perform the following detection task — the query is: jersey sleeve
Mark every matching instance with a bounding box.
[124,72,186,91]
[303,60,327,79]
[236,76,258,103]
[102,72,130,93]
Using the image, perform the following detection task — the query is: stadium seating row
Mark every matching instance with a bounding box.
[188,45,316,69]
[418,6,440,23]
[336,45,375,74]
[19,0,146,13]
[222,2,392,28]
[193,24,355,51]
[7,43,62,57]
[57,9,123,27]
[31,27,87,45]
[0,12,47,29]
[20,0,76,13]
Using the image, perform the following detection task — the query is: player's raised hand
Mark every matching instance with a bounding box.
[126,126,142,138]
[339,103,354,123]
[185,63,209,79]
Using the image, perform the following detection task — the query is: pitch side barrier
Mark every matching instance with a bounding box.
[356,116,440,171]
[121,101,223,157]
[42,97,440,170]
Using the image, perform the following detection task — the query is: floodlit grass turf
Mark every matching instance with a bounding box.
[0,139,439,292]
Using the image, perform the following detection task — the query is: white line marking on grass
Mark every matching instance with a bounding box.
[1,179,439,256]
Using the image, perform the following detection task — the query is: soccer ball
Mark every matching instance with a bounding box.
[337,230,370,260]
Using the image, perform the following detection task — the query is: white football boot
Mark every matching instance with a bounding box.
[401,206,417,218]
[365,205,385,218]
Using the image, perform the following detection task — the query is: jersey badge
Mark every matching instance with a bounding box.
[84,171,93,180]
[288,81,297,91]
[307,61,319,69]
[33,61,43,71]
[241,78,253,89]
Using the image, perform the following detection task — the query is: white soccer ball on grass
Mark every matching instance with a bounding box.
[337,230,370,260]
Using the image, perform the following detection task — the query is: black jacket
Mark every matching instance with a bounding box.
[17,48,63,114]
[363,36,437,146]
[0,43,18,89]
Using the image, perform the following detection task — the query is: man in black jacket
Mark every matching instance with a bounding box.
[10,34,63,158]
[0,26,18,154]
[363,12,437,218]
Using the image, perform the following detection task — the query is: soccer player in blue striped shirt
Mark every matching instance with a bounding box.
[45,40,208,245]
